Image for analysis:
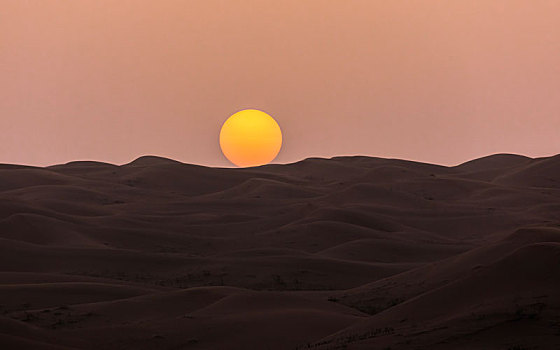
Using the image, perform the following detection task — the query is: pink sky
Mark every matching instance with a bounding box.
[1,1,559,167]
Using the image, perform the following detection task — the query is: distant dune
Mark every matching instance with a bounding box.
[1,154,560,349]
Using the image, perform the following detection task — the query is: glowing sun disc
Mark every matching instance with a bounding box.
[220,109,282,167]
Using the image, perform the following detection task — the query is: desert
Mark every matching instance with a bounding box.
[1,153,559,349]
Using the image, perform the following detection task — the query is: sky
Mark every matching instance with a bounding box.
[1,0,559,167]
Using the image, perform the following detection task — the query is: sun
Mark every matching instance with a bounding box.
[220,109,282,167]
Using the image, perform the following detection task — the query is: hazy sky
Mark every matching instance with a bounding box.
[1,0,559,167]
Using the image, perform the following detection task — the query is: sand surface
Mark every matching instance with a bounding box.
[1,154,559,349]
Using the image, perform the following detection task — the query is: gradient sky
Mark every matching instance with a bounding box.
[1,1,559,167]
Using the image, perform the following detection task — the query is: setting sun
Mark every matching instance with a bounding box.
[219,109,282,167]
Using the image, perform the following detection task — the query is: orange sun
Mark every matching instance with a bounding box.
[220,109,282,167]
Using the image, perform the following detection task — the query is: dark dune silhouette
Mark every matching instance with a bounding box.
[1,154,560,349]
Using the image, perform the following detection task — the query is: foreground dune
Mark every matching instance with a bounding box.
[1,154,560,349]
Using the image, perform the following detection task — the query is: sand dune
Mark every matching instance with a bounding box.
[311,243,560,349]
[1,153,560,349]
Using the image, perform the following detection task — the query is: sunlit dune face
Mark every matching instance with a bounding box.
[220,110,282,167]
